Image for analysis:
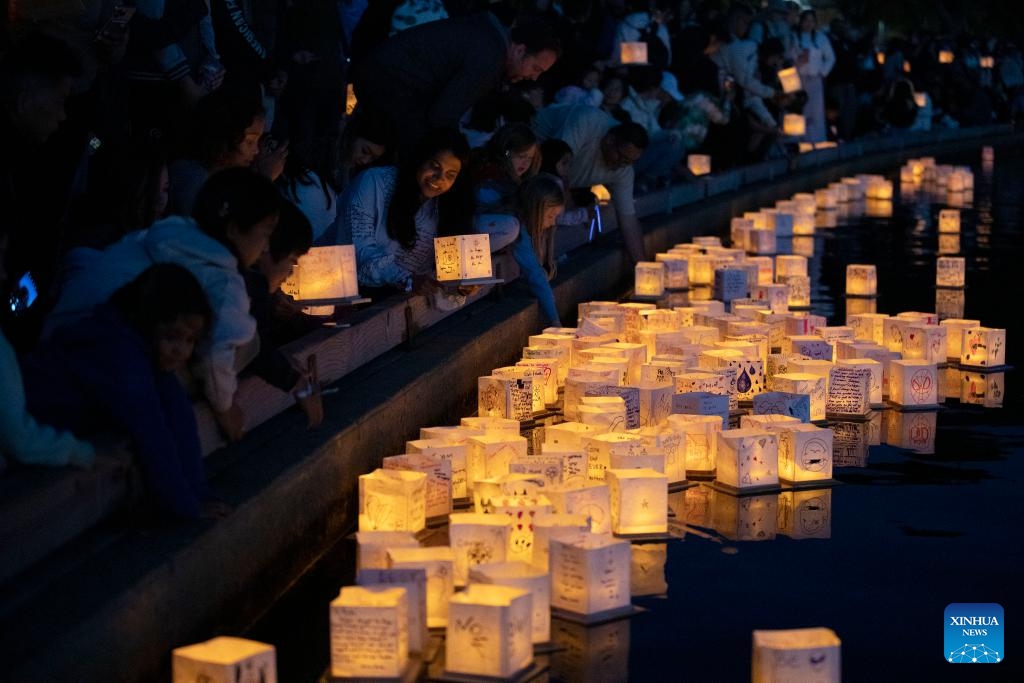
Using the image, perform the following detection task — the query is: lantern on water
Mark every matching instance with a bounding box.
[467,434,529,486]
[778,275,810,308]
[783,114,806,137]
[607,468,668,534]
[688,253,715,285]
[939,49,955,64]
[386,546,455,628]
[654,253,689,289]
[775,255,807,279]
[666,413,723,473]
[585,432,642,480]
[939,318,981,359]
[961,327,1007,368]
[383,453,452,519]
[281,245,358,303]
[358,469,426,533]
[549,533,632,616]
[938,209,960,233]
[478,375,534,422]
[355,530,419,571]
[770,373,827,421]
[815,188,839,209]
[845,264,877,297]
[406,438,468,499]
[772,423,833,483]
[687,154,712,176]
[530,512,590,571]
[778,67,802,93]
[329,586,408,679]
[544,482,612,534]
[434,234,493,282]
[448,512,511,585]
[838,358,883,405]
[903,324,948,364]
[748,227,777,255]
[446,584,534,679]
[357,568,429,656]
[938,233,960,255]
[715,429,779,491]
[888,360,938,408]
[620,41,648,65]
[470,561,550,644]
[752,628,841,683]
[172,637,276,683]
[935,256,965,288]
[635,261,666,297]
[752,391,811,423]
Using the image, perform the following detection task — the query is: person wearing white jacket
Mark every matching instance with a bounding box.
[46,169,280,441]
[794,9,836,142]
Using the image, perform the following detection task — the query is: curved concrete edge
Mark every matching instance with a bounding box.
[4,126,1021,681]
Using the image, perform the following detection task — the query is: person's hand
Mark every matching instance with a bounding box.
[456,284,481,297]
[292,374,324,429]
[213,401,246,442]
[254,138,289,181]
[200,500,233,520]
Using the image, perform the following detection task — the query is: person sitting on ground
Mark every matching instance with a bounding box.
[46,168,281,442]
[471,123,540,251]
[510,173,567,328]
[243,200,324,429]
[533,104,649,262]
[337,128,473,293]
[21,264,229,519]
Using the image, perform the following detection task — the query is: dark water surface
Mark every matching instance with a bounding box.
[249,152,1024,682]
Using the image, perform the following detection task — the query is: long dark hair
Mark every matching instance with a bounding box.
[109,263,213,350]
[192,168,281,252]
[386,128,472,249]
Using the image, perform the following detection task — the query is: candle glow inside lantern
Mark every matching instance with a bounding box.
[356,531,420,571]
[549,533,632,617]
[940,318,981,358]
[470,562,551,644]
[635,261,666,297]
[688,254,715,285]
[778,275,811,308]
[359,469,426,532]
[772,423,833,483]
[585,432,642,480]
[752,628,841,683]
[715,429,779,491]
[666,413,723,473]
[938,209,961,233]
[655,254,689,289]
[434,234,493,283]
[783,114,806,137]
[939,49,955,64]
[961,327,1007,367]
[752,391,811,423]
[545,482,612,533]
[770,373,827,421]
[281,245,359,304]
[406,439,468,499]
[778,66,802,93]
[531,512,590,571]
[903,324,948,364]
[748,227,777,255]
[448,512,511,585]
[845,264,877,296]
[446,584,534,679]
[382,453,452,519]
[936,256,966,288]
[387,546,455,628]
[607,468,668,534]
[357,568,429,656]
[620,41,648,64]
[478,375,534,422]
[838,358,884,405]
[467,434,529,487]
[775,255,807,279]
[329,586,408,679]
[687,154,712,176]
[888,360,938,407]
[172,637,276,683]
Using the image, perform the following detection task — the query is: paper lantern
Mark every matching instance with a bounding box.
[772,211,794,237]
[752,391,811,423]
[448,512,511,585]
[778,488,831,539]
[531,512,590,571]
[778,66,802,93]
[845,264,877,296]
[824,365,872,417]
[446,584,533,678]
[386,546,455,628]
[787,336,833,361]
[938,233,960,255]
[687,154,711,176]
[783,114,806,137]
[383,453,452,519]
[545,482,612,533]
[468,434,529,485]
[406,439,468,499]
[620,41,648,64]
[960,370,1005,408]
[329,586,408,679]
[359,469,426,532]
[357,568,428,655]
[509,455,564,487]
[888,360,938,407]
[578,395,629,433]
[903,324,948,364]
[711,490,777,541]
[607,468,668,534]
[936,285,966,321]
[752,628,841,683]
[585,432,642,480]
[935,256,966,288]
[961,327,1006,367]
[748,227,777,255]
[753,283,789,313]
[549,533,632,617]
[939,49,955,64]
[666,413,723,473]
[688,254,715,286]
[775,255,807,279]
[772,423,833,483]
[770,373,827,421]
[741,414,800,430]
[714,267,748,302]
[634,261,666,297]
[356,531,420,571]
[778,275,810,308]
[172,637,276,683]
[516,358,559,405]
[940,318,981,358]
[544,421,597,451]
[434,234,493,282]
[655,254,690,290]
[938,208,960,233]
[484,495,553,560]
[469,562,550,645]
[478,375,534,422]
[838,359,883,405]
[280,245,359,304]
[715,429,779,491]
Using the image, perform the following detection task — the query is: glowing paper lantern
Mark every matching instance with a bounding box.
[845,264,877,296]
[446,584,533,678]
[468,434,529,484]
[903,325,948,364]
[478,375,533,422]
[754,283,789,313]
[620,41,648,65]
[607,468,668,534]
[449,512,511,585]
[939,318,981,359]
[666,413,723,473]
[960,327,1007,367]
[775,255,807,280]
[356,530,420,571]
[687,154,712,175]
[787,336,833,361]
[938,209,960,233]
[406,439,468,499]
[748,228,777,255]
[936,256,966,288]
[635,261,666,297]
[531,512,590,571]
[715,429,779,491]
[545,482,612,533]
[838,358,883,405]
[549,533,632,616]
[358,469,426,532]
[752,391,811,423]
[771,373,827,421]
[545,421,597,450]
[688,254,715,285]
[387,546,455,628]
[815,188,838,209]
[329,586,408,679]
[778,66,802,93]
[172,637,276,683]
[383,453,452,519]
[778,275,810,308]
[783,114,806,137]
[753,628,841,682]
[470,562,550,644]
[434,234,493,282]
[714,266,749,302]
[939,49,955,64]
[585,432,642,480]
[357,568,428,655]
[281,245,358,303]
[772,423,833,483]
[888,360,938,407]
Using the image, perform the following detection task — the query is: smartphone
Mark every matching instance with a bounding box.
[96,5,136,39]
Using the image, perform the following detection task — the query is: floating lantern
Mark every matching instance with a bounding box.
[493,365,546,412]
[666,414,724,474]
[778,275,810,308]
[838,358,883,405]
[903,325,948,364]
[382,454,452,519]
[356,531,420,571]
[671,391,730,428]
[936,256,966,288]
[448,512,511,585]
[815,187,839,209]
[620,41,648,65]
[938,208,960,233]
[961,327,1007,367]
[888,360,938,407]
[939,49,955,64]
[470,562,550,644]
[434,234,493,283]
[715,429,779,491]
[793,212,816,235]
[741,414,800,430]
[635,261,666,297]
[844,264,877,296]
[467,434,529,485]
[748,227,777,255]
[387,546,455,628]
[516,358,559,405]
[358,469,426,533]
[607,468,668,534]
[406,439,468,499]
[357,568,429,655]
[545,482,612,533]
[938,233,960,255]
[281,245,359,304]
[752,392,811,422]
[778,66,802,93]
[775,255,807,279]
[446,585,533,679]
[778,489,832,539]
[688,253,715,286]
[770,373,827,421]
[172,637,276,683]
[531,512,590,571]
[579,395,630,432]
[752,628,841,683]
[654,253,689,289]
[585,432,642,480]
[714,266,749,302]
[783,113,806,137]
[687,154,712,176]
[939,318,981,359]
[329,586,408,679]
[631,381,674,427]
[549,533,632,617]
[772,211,795,237]
[825,366,872,417]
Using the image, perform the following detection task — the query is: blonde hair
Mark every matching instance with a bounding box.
[519,173,566,280]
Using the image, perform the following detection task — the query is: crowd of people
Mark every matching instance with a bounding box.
[0,0,1018,520]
